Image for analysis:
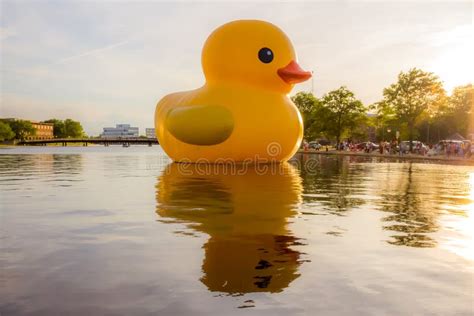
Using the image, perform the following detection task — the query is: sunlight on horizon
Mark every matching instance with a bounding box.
[430,25,473,94]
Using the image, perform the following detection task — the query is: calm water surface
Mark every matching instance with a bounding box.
[0,147,473,315]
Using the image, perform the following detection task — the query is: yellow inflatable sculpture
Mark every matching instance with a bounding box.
[155,20,311,163]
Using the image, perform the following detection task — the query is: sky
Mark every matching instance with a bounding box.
[0,1,472,136]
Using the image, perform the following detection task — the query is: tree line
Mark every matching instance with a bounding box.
[0,118,85,141]
[292,68,472,146]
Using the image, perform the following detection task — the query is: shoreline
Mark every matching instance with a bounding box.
[2,145,473,166]
[296,150,474,165]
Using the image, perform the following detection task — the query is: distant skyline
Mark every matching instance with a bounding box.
[1,1,472,136]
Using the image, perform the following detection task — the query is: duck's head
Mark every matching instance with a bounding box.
[202,20,311,94]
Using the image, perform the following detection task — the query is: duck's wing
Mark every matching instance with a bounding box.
[166,105,234,146]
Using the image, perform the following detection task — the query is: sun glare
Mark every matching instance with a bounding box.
[440,173,474,261]
[463,173,474,260]
[430,25,473,93]
[452,173,474,261]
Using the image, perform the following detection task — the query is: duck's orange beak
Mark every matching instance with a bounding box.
[277,60,312,84]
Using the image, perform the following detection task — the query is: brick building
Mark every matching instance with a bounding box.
[29,121,54,140]
[2,118,54,140]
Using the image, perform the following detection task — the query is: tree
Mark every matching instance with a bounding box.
[8,120,36,141]
[371,101,399,141]
[44,118,85,138]
[439,84,472,137]
[0,121,15,141]
[44,119,66,138]
[379,68,445,150]
[348,113,371,141]
[291,92,323,139]
[64,119,85,138]
[320,86,366,147]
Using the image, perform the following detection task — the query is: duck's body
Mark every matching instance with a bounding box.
[155,20,311,163]
[155,83,303,162]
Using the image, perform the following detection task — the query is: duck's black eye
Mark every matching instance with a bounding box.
[258,47,273,63]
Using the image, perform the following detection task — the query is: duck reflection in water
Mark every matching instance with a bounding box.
[155,163,306,294]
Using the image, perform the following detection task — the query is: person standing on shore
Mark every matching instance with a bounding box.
[302,139,309,152]
[466,142,472,158]
[459,143,464,157]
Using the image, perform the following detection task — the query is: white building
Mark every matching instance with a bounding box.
[145,128,156,138]
[101,124,139,138]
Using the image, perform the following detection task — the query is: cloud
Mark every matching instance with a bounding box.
[54,39,133,64]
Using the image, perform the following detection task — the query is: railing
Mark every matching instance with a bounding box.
[17,137,159,146]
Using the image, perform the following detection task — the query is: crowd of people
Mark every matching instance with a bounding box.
[434,141,471,158]
[301,139,473,159]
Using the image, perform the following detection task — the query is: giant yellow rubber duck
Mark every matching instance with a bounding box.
[155,20,312,163]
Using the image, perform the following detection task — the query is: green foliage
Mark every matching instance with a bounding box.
[291,92,323,139]
[378,68,445,145]
[8,120,36,141]
[44,118,85,138]
[375,76,472,143]
[435,84,472,137]
[0,121,15,141]
[319,86,366,144]
[64,119,85,138]
[292,88,367,143]
[348,114,371,141]
[371,101,400,141]
[44,119,66,138]
[296,69,471,146]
